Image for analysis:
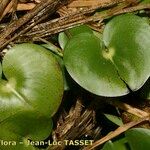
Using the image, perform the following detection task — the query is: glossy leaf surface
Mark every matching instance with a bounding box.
[103,14,150,92]
[58,25,93,50]
[0,43,63,145]
[64,14,150,96]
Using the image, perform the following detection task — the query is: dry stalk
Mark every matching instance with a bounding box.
[83,115,150,150]
[108,100,149,118]
[48,99,101,150]
[18,3,150,42]
[1,2,36,19]
[0,0,63,50]
[0,0,10,17]
[16,0,126,42]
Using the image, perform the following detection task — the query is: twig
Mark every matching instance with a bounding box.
[68,0,122,7]
[15,3,36,10]
[2,3,36,17]
[0,0,52,39]
[21,2,150,40]
[11,0,19,21]
[0,0,10,17]
[83,115,150,150]
[90,4,150,22]
[48,99,101,150]
[112,3,150,16]
[108,100,149,118]
[0,0,62,50]
[20,0,126,38]
[1,0,21,21]
[0,1,13,21]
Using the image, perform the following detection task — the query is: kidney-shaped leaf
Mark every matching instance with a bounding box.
[64,33,128,96]
[64,14,150,96]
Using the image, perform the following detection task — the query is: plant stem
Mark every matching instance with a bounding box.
[83,115,150,150]
[0,0,62,50]
[0,0,10,18]
[108,100,149,118]
[19,3,150,41]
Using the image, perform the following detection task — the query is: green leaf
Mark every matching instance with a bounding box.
[0,43,63,142]
[54,54,70,91]
[101,138,128,150]
[67,25,93,37]
[0,112,52,150]
[104,114,123,126]
[101,141,114,150]
[64,33,128,96]
[64,14,150,96]
[141,0,150,4]
[2,43,63,117]
[58,32,69,50]
[0,128,37,150]
[103,14,150,92]
[0,63,2,78]
[113,138,128,150]
[126,128,150,150]
[42,43,63,57]
[58,25,93,50]
[102,128,150,150]
[0,112,53,140]
[41,44,69,90]
[93,31,103,40]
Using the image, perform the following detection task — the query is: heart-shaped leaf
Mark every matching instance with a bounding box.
[64,14,150,96]
[0,43,63,142]
[64,33,128,96]
[126,128,150,150]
